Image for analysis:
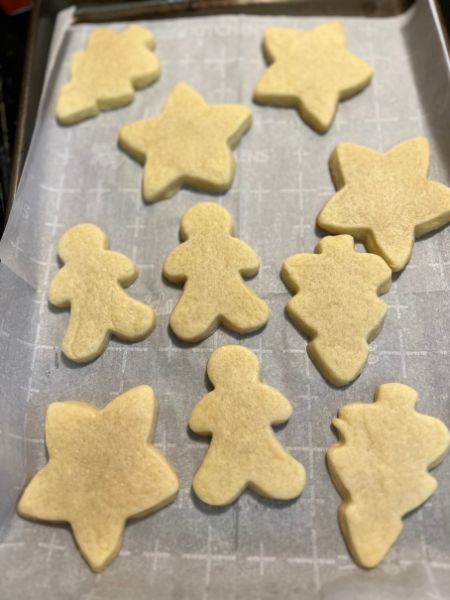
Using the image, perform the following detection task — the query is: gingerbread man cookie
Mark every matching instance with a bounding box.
[189,345,305,505]
[163,203,269,342]
[282,235,391,386]
[18,386,179,572]
[254,22,372,133]
[49,224,155,363]
[57,25,160,125]
[317,137,450,271]
[119,82,251,202]
[327,384,449,568]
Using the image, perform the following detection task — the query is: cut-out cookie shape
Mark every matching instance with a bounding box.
[327,383,450,568]
[49,224,155,363]
[119,82,251,202]
[163,203,269,342]
[281,235,391,386]
[57,25,160,125]
[317,137,450,271]
[253,22,372,133]
[189,345,305,505]
[18,386,179,572]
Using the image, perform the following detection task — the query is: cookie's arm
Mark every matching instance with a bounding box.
[262,385,293,425]
[189,393,217,435]
[105,251,138,287]
[48,269,73,307]
[163,243,190,283]
[232,239,261,276]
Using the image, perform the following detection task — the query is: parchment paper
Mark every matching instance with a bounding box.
[0,1,449,598]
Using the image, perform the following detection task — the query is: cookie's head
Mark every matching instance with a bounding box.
[181,202,234,240]
[58,223,108,263]
[207,344,260,386]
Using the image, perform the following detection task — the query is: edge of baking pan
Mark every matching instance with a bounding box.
[72,0,416,22]
[3,0,423,223]
[430,0,450,69]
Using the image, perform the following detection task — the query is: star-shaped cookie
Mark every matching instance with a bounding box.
[119,82,252,202]
[57,25,160,125]
[253,22,372,133]
[17,386,179,572]
[317,137,450,271]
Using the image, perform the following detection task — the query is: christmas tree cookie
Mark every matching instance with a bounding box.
[327,384,449,568]
[281,235,391,386]
[119,82,251,202]
[49,224,155,363]
[189,345,305,505]
[163,203,269,342]
[254,22,372,133]
[18,386,179,572]
[317,137,450,271]
[57,25,160,125]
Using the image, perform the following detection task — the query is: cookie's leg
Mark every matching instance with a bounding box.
[111,295,155,341]
[62,306,109,363]
[170,292,219,342]
[221,283,269,334]
[249,450,305,500]
[193,452,246,506]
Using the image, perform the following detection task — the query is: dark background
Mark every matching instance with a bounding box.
[0,0,449,234]
[0,7,29,231]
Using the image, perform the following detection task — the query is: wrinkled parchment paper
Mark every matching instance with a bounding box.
[0,1,449,598]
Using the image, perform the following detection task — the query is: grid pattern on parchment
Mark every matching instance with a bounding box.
[0,4,449,599]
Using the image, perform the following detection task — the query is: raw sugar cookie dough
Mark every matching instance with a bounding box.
[327,384,449,568]
[49,224,155,363]
[190,345,305,505]
[317,137,450,271]
[282,235,391,386]
[18,386,179,572]
[163,202,269,342]
[119,83,251,202]
[254,22,372,133]
[57,25,160,125]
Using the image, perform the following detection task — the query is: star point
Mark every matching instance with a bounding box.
[119,82,252,202]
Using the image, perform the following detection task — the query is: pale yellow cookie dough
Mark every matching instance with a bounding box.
[57,25,160,125]
[17,386,179,572]
[327,383,449,568]
[163,202,269,342]
[119,82,252,202]
[254,22,372,133]
[282,235,391,386]
[49,224,155,363]
[190,345,305,505]
[317,137,450,271]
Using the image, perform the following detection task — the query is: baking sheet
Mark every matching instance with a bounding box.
[1,1,450,598]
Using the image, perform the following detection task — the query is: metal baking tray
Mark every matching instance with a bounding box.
[1,1,450,599]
